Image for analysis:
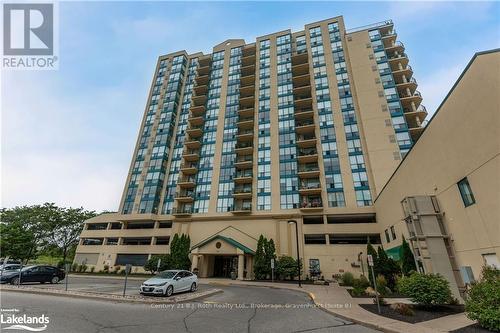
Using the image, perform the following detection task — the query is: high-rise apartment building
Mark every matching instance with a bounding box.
[75,16,428,279]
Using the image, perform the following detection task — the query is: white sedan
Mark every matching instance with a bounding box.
[140,270,198,297]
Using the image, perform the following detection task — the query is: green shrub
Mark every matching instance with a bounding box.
[71,263,78,272]
[90,266,95,273]
[276,256,301,280]
[354,275,370,289]
[341,272,354,286]
[376,274,388,296]
[397,272,452,307]
[144,255,173,274]
[103,265,109,273]
[351,287,365,296]
[465,266,500,331]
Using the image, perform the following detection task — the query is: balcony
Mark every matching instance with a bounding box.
[193,84,208,96]
[197,65,210,77]
[298,164,320,178]
[240,84,255,98]
[180,162,198,174]
[385,40,405,52]
[295,108,315,120]
[381,30,397,46]
[293,84,311,96]
[240,74,255,87]
[241,64,256,78]
[198,56,211,68]
[234,171,253,184]
[299,197,323,211]
[292,62,309,76]
[239,95,255,109]
[404,105,427,127]
[189,115,205,126]
[294,95,313,109]
[388,52,409,68]
[242,44,256,57]
[296,134,317,148]
[396,77,417,92]
[233,186,253,199]
[295,120,315,134]
[195,74,209,87]
[291,52,308,66]
[241,52,256,67]
[191,94,207,107]
[182,149,200,162]
[292,73,310,87]
[235,142,254,155]
[238,107,254,118]
[392,64,413,81]
[234,156,253,169]
[172,206,193,216]
[237,116,254,129]
[236,129,254,141]
[297,148,318,163]
[175,191,195,203]
[299,180,322,195]
[184,138,201,149]
[190,105,205,117]
[177,176,196,188]
[186,125,203,138]
[232,201,252,214]
[399,90,422,108]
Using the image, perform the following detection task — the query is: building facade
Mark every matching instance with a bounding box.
[374,49,500,299]
[75,16,427,279]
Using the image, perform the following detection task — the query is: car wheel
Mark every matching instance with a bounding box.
[165,285,173,297]
[50,276,59,284]
[11,277,20,285]
[190,282,197,292]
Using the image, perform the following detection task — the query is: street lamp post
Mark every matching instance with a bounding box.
[288,220,301,288]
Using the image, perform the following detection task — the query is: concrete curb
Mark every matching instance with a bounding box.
[204,281,436,333]
[0,285,223,304]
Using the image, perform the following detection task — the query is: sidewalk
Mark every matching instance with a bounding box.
[200,278,474,333]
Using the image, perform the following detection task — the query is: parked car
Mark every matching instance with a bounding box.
[0,265,65,285]
[140,270,197,296]
[0,259,21,265]
[0,264,21,272]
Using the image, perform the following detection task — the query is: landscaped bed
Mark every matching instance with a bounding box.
[346,289,404,298]
[359,303,464,324]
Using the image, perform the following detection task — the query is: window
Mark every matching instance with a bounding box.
[390,226,396,240]
[156,237,170,245]
[384,230,390,243]
[457,178,475,207]
[304,234,326,245]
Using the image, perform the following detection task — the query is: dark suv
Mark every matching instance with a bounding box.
[0,265,65,285]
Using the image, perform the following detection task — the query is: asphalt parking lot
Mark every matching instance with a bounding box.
[1,281,380,333]
[4,275,207,296]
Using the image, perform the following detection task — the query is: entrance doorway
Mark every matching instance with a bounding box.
[213,256,237,278]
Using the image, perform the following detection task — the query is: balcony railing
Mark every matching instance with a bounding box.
[298,148,318,156]
[234,171,253,179]
[299,199,323,209]
[234,187,252,194]
[232,203,252,212]
[172,206,193,215]
[235,142,253,150]
[298,164,320,173]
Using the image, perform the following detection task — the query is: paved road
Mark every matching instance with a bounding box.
[1,284,379,333]
[5,275,207,296]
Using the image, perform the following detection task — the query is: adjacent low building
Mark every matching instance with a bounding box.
[74,14,499,295]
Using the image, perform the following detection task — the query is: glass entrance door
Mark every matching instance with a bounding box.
[213,256,237,278]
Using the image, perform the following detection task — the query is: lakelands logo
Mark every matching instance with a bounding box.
[0,311,49,332]
[2,2,59,70]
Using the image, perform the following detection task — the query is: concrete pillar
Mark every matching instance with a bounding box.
[238,254,244,280]
[191,255,199,272]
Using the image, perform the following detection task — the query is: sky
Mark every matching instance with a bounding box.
[1,1,499,212]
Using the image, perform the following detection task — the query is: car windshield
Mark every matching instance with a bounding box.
[156,271,177,279]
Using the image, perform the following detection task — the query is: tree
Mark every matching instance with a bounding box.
[264,238,276,269]
[144,255,173,273]
[276,256,301,280]
[253,235,267,279]
[0,203,96,264]
[46,207,96,263]
[465,266,500,331]
[376,246,401,290]
[366,241,378,286]
[0,221,37,262]
[400,236,417,275]
[169,234,191,270]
